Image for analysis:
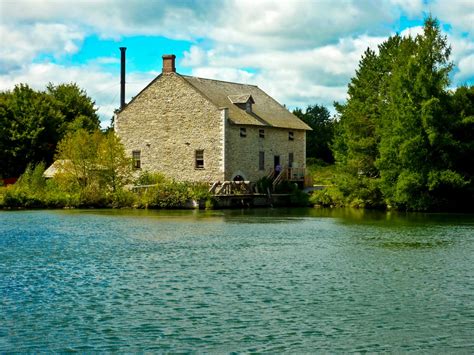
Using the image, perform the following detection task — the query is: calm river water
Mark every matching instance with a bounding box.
[1,208,473,352]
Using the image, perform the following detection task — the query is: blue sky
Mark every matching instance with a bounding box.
[1,0,473,127]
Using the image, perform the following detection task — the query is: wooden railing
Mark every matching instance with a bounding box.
[209,181,254,195]
[272,166,306,188]
[287,167,305,181]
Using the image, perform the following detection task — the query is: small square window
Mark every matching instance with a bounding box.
[288,131,294,141]
[195,150,204,169]
[259,129,265,138]
[132,150,141,169]
[240,127,247,137]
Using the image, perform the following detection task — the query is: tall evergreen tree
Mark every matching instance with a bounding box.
[333,16,472,210]
[377,17,463,210]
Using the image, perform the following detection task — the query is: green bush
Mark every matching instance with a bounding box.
[0,187,5,207]
[309,187,345,207]
[79,184,108,207]
[135,171,167,186]
[204,198,215,210]
[147,183,191,208]
[255,176,272,194]
[109,189,137,208]
[290,189,310,206]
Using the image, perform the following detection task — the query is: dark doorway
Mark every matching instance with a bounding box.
[274,155,282,176]
[274,155,280,169]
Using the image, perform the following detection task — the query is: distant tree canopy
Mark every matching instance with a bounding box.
[293,104,334,163]
[0,83,100,178]
[333,16,474,211]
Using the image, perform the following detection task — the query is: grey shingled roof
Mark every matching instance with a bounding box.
[181,75,311,130]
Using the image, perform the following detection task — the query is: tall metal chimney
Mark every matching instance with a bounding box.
[120,47,126,109]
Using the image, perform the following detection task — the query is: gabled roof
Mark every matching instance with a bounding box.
[228,94,255,104]
[43,160,71,178]
[181,75,311,130]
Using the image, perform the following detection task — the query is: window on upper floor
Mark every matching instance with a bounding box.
[259,129,265,138]
[195,150,204,169]
[288,131,294,141]
[240,127,247,137]
[132,150,141,169]
[259,151,265,171]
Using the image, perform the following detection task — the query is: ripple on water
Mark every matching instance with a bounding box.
[0,209,473,352]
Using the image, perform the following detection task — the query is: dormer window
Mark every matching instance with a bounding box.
[228,94,255,114]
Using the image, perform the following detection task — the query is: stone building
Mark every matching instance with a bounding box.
[115,54,311,184]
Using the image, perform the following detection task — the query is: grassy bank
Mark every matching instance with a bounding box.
[0,166,212,210]
[0,166,310,210]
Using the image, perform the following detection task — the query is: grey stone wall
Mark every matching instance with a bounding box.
[116,73,225,182]
[225,124,306,182]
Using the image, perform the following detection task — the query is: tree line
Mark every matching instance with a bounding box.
[0,83,100,179]
[1,16,472,211]
[305,17,473,211]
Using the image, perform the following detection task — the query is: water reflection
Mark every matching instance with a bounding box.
[63,207,474,227]
[378,239,454,250]
[1,208,473,352]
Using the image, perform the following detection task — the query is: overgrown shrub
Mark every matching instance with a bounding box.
[309,187,345,207]
[135,171,167,186]
[108,189,137,208]
[255,176,272,194]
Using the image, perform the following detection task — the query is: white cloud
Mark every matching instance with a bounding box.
[0,23,84,73]
[0,63,157,128]
[400,26,424,38]
[185,34,386,109]
[182,46,207,67]
[191,67,255,84]
[389,0,424,17]
[432,0,474,32]
[1,0,414,49]
[0,0,472,118]
[454,54,474,83]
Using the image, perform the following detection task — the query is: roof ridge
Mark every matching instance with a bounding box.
[181,74,258,87]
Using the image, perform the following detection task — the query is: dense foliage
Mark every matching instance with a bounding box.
[332,17,474,211]
[0,83,100,179]
[0,130,211,209]
[293,104,334,163]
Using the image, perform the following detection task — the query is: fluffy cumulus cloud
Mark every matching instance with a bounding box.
[0,0,473,125]
[0,62,157,128]
[0,23,83,73]
[432,0,474,30]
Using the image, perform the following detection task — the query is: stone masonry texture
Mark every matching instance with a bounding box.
[116,73,224,182]
[116,72,306,183]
